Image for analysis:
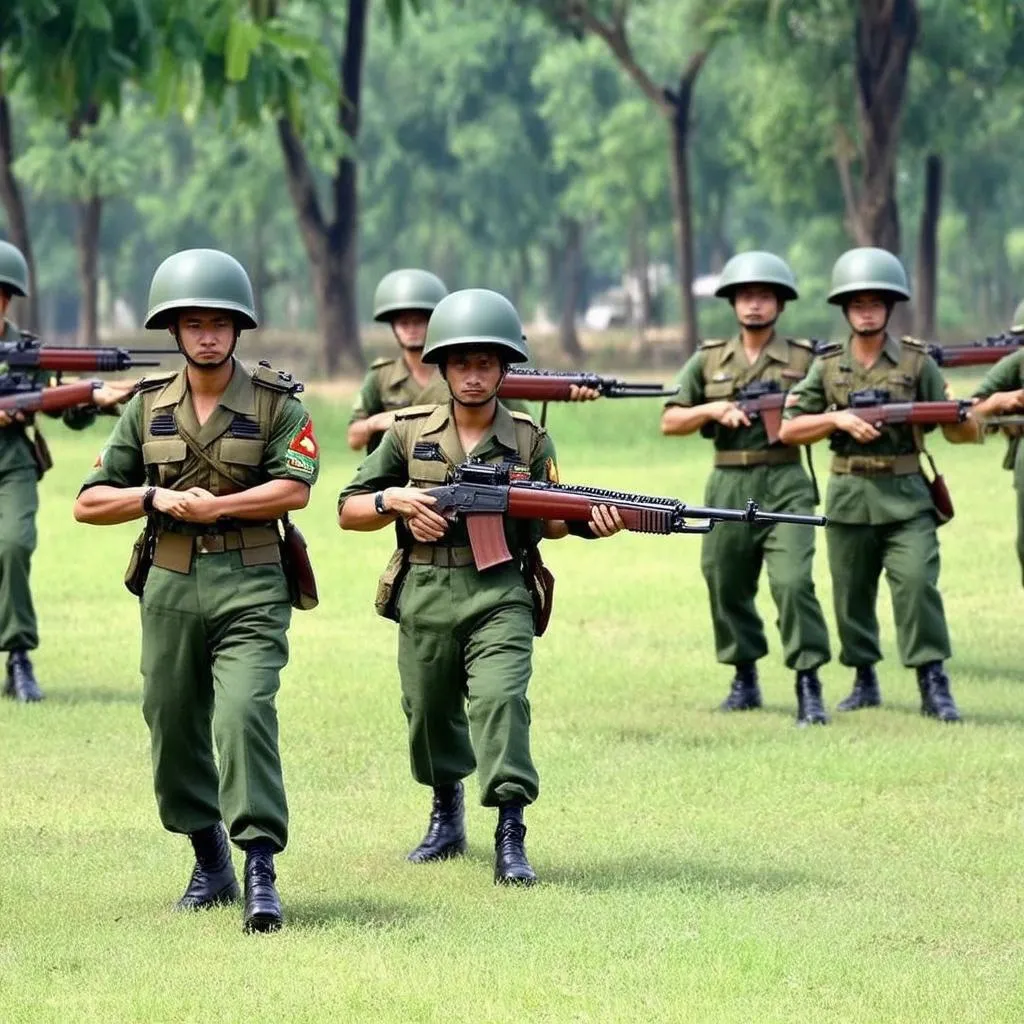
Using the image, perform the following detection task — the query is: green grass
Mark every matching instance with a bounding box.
[4,374,1024,1022]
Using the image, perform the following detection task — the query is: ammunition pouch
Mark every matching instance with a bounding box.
[27,426,52,480]
[280,515,318,610]
[124,517,157,597]
[522,546,555,638]
[375,548,411,621]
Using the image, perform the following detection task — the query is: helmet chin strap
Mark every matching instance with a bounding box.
[739,315,778,331]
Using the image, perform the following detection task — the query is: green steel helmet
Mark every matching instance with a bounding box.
[714,250,798,301]
[827,247,910,305]
[0,240,30,298]
[1011,299,1024,333]
[421,289,529,365]
[373,268,448,322]
[145,248,258,330]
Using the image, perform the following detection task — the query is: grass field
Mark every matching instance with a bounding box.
[3,373,1024,1022]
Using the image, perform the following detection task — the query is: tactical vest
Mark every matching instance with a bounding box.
[819,335,927,408]
[700,336,816,400]
[138,361,301,495]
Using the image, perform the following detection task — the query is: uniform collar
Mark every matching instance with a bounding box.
[388,357,411,388]
[420,400,520,454]
[723,331,788,365]
[842,333,901,366]
[151,360,255,415]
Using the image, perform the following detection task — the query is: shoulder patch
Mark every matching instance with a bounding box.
[394,404,438,420]
[509,410,538,425]
[370,356,395,369]
[135,371,178,392]
[814,342,843,358]
[251,360,304,395]
[900,336,926,351]
[699,338,728,350]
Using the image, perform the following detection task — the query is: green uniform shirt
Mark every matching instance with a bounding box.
[338,401,557,551]
[782,334,947,525]
[80,361,319,533]
[666,333,812,452]
[0,318,96,475]
[973,351,1024,489]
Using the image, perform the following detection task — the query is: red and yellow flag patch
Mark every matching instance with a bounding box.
[285,416,319,477]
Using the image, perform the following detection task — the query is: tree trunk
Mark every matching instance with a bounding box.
[912,153,942,339]
[274,0,367,375]
[69,105,102,346]
[851,0,919,251]
[668,109,700,359]
[0,91,39,331]
[75,193,102,346]
[559,218,584,361]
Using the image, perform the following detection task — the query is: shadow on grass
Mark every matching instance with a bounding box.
[541,855,823,894]
[882,701,1024,728]
[286,896,423,930]
[44,687,140,706]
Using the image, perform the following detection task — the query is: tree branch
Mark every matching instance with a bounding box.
[276,116,327,248]
[332,0,370,230]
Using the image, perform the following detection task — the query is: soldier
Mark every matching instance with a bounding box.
[73,248,318,933]
[338,288,622,886]
[660,251,831,725]
[348,269,450,453]
[779,247,979,721]
[347,268,596,454]
[0,239,129,702]
[971,299,1024,585]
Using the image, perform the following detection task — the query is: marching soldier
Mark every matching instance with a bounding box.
[338,288,622,886]
[971,299,1024,585]
[0,239,128,702]
[779,247,979,721]
[661,252,831,725]
[74,248,319,933]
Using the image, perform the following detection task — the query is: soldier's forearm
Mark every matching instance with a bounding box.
[214,479,310,520]
[941,419,982,444]
[778,413,836,445]
[346,419,373,451]
[73,484,149,525]
[338,492,396,531]
[660,405,710,437]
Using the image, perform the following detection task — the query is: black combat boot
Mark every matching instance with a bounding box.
[917,662,961,723]
[836,665,882,711]
[242,842,283,933]
[5,651,43,702]
[176,823,239,911]
[407,782,468,863]
[719,663,761,711]
[494,805,537,886]
[795,670,829,726]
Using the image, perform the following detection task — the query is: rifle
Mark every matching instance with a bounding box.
[426,460,828,571]
[0,377,102,416]
[498,368,678,401]
[1,331,177,375]
[846,388,972,426]
[921,333,1023,368]
[733,380,789,443]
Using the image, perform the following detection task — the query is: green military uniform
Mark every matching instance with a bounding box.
[0,318,96,675]
[783,334,951,669]
[668,333,830,672]
[339,401,552,806]
[973,349,1024,584]
[80,357,318,850]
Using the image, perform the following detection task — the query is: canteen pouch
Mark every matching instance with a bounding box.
[124,518,157,597]
[280,515,318,610]
[375,547,409,622]
[913,426,954,526]
[28,427,53,481]
[523,546,555,638]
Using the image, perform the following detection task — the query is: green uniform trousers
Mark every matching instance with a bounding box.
[396,562,538,807]
[1016,487,1024,588]
[140,552,292,851]
[826,512,951,668]
[699,464,831,671]
[0,464,39,652]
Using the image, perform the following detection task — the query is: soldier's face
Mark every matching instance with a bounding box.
[733,286,780,328]
[845,294,889,335]
[174,309,238,367]
[0,290,9,317]
[444,349,504,407]
[392,311,429,350]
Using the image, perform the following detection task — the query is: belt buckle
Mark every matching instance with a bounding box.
[196,535,218,555]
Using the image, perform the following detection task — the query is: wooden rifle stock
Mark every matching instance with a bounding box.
[0,379,100,415]
[850,401,970,426]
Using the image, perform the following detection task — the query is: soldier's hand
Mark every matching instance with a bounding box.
[832,410,882,442]
[0,410,26,428]
[152,487,189,517]
[368,411,396,433]
[383,487,449,542]
[710,401,751,429]
[173,487,222,524]
[92,379,138,409]
[997,389,1024,414]
[588,504,625,538]
[567,385,601,402]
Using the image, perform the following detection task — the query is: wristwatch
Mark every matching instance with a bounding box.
[142,486,157,513]
[374,490,388,515]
